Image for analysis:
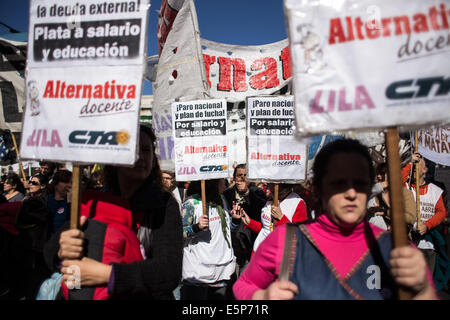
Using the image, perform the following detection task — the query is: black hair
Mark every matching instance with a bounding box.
[52,170,72,185]
[32,173,48,186]
[375,162,388,182]
[312,138,375,196]
[5,172,26,194]
[39,161,56,176]
[233,164,246,179]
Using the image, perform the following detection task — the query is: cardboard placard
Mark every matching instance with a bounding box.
[172,98,229,181]
[284,0,450,137]
[247,95,307,182]
[20,0,149,165]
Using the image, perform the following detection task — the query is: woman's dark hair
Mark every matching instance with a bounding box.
[186,179,224,205]
[312,138,375,196]
[52,170,72,185]
[103,125,163,195]
[86,170,104,190]
[32,173,48,187]
[5,173,26,194]
[47,170,72,195]
[375,162,388,182]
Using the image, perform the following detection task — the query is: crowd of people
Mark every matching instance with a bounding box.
[0,126,449,300]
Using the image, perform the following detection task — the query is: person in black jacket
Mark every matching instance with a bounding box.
[43,125,183,299]
[222,164,267,279]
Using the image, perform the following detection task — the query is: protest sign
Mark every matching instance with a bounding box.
[416,126,450,166]
[20,0,149,165]
[172,98,229,181]
[247,96,307,182]
[284,0,450,138]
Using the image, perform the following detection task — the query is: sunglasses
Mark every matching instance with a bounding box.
[29,180,40,186]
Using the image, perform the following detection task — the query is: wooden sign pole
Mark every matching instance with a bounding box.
[271,184,279,232]
[414,131,421,228]
[201,179,208,230]
[201,179,207,216]
[10,132,27,183]
[273,184,279,207]
[70,164,82,230]
[385,127,412,300]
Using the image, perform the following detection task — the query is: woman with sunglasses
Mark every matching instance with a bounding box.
[26,174,48,199]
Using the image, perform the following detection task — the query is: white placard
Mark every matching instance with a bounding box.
[416,127,450,166]
[20,0,149,165]
[172,98,229,181]
[284,0,450,137]
[27,0,149,68]
[21,65,142,164]
[247,96,307,182]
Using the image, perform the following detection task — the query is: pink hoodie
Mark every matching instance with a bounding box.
[233,214,434,300]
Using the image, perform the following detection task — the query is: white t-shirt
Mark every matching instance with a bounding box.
[253,192,303,253]
[408,183,443,250]
[182,196,236,284]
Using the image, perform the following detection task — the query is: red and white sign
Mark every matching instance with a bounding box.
[201,39,292,103]
[21,0,149,165]
[247,96,307,182]
[172,99,229,181]
[284,0,450,137]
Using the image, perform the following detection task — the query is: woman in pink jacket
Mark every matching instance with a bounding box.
[233,139,437,300]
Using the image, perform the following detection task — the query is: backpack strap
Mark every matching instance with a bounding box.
[279,223,298,281]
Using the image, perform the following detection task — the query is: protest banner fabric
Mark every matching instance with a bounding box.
[172,98,228,181]
[201,39,292,103]
[0,35,27,133]
[416,127,450,166]
[20,0,149,165]
[157,0,185,55]
[152,0,210,172]
[284,0,450,137]
[247,96,307,182]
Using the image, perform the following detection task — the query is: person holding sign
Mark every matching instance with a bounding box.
[402,152,447,275]
[367,162,416,232]
[233,139,437,300]
[240,183,308,255]
[43,126,183,299]
[180,179,241,300]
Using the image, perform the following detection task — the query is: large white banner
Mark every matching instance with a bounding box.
[172,99,229,181]
[21,0,149,165]
[284,0,450,137]
[247,96,307,182]
[153,37,293,172]
[417,127,450,166]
